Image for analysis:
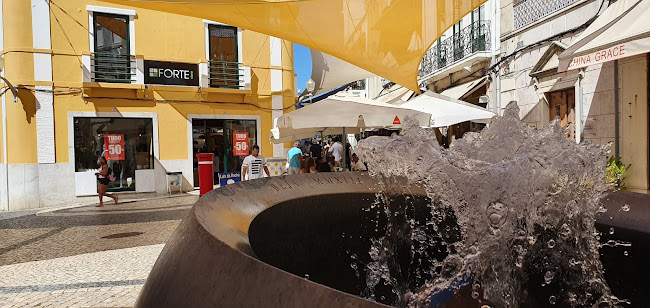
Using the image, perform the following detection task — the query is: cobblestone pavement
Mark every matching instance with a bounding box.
[0,194,198,307]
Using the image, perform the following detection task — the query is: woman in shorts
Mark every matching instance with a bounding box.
[95,157,118,207]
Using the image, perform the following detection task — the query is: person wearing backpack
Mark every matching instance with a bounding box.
[95,156,118,207]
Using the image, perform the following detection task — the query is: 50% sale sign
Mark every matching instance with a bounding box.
[233,132,249,156]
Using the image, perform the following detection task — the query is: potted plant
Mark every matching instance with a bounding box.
[606,157,631,190]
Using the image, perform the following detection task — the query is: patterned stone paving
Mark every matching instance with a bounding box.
[0,195,198,307]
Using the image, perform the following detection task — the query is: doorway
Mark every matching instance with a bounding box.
[548,88,576,139]
[192,119,257,187]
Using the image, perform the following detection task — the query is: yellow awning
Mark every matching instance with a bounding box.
[102,0,486,92]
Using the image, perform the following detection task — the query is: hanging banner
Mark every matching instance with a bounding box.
[104,134,125,161]
[233,132,249,156]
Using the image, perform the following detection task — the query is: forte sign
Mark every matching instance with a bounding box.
[144,60,199,86]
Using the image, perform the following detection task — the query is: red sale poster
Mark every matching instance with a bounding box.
[233,132,249,156]
[104,134,125,161]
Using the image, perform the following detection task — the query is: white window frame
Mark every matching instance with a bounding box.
[85,6,141,83]
[202,20,246,89]
[204,20,243,63]
[87,5,136,55]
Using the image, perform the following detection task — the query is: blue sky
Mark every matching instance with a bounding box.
[294,43,312,94]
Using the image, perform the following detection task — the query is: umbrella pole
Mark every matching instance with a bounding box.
[342,127,346,171]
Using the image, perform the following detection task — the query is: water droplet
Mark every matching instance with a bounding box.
[547,239,556,248]
[380,296,385,300]
[481,305,492,308]
[486,202,508,228]
[559,224,571,240]
[515,255,524,268]
[624,250,629,256]
[544,271,555,284]
[621,204,630,212]
[549,295,557,304]
[597,205,608,213]
[596,235,601,241]
[528,236,537,246]
[304,274,309,280]
[609,227,615,234]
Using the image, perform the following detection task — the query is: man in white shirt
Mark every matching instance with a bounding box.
[242,145,270,180]
[328,137,344,163]
[350,153,367,171]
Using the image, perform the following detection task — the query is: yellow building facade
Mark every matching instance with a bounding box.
[0,0,295,211]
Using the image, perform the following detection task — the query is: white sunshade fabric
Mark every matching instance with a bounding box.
[440,77,489,99]
[558,0,650,71]
[272,93,430,142]
[307,49,376,96]
[400,91,496,128]
[376,85,414,105]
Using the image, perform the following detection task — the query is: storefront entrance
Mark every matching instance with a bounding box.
[192,119,257,187]
[74,117,154,192]
[548,88,576,140]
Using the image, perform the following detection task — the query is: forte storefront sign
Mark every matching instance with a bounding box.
[144,60,199,86]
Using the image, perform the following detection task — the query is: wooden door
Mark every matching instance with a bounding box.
[548,88,575,139]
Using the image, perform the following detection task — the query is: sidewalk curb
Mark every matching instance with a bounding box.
[36,193,197,215]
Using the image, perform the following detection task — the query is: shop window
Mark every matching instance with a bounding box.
[93,13,132,83]
[74,117,153,192]
[208,24,241,88]
[192,119,257,186]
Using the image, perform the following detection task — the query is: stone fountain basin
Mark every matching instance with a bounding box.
[135,173,650,307]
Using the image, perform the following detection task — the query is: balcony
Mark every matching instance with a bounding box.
[91,52,136,83]
[419,20,491,78]
[209,61,245,89]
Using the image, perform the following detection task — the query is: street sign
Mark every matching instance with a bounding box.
[233,132,249,156]
[219,171,241,186]
[104,134,125,161]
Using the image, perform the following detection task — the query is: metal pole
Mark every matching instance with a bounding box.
[614,60,620,159]
[342,127,346,171]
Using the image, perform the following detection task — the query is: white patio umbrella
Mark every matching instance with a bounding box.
[400,91,496,128]
[276,93,430,130]
[271,93,430,169]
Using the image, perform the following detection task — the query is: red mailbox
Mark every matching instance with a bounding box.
[196,153,214,196]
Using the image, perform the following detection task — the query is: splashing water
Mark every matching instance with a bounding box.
[356,102,616,307]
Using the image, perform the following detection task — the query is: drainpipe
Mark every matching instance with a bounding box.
[614,60,620,159]
[1,70,8,211]
[577,69,585,144]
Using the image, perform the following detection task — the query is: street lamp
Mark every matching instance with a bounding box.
[305,78,315,105]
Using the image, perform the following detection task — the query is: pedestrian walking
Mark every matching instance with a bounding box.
[287,141,303,175]
[95,157,118,207]
[242,145,271,180]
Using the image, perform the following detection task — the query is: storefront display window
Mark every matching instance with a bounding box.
[192,119,257,186]
[74,117,153,191]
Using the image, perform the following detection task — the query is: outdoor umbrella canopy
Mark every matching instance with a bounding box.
[102,0,486,92]
[270,118,349,144]
[399,91,496,128]
[275,93,431,130]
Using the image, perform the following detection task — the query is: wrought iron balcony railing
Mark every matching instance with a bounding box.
[91,52,136,83]
[419,20,491,78]
[209,61,244,89]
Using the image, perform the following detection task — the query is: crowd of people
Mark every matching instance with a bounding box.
[287,137,368,174]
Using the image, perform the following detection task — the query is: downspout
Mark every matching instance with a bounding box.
[1,68,8,211]
[577,69,585,143]
[614,60,620,159]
